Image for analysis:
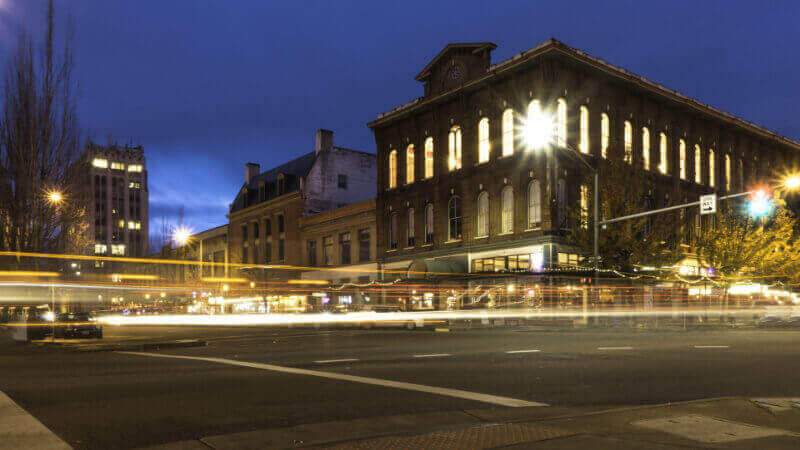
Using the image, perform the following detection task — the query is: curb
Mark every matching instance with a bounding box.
[36,339,207,353]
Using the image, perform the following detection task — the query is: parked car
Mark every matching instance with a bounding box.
[54,312,103,339]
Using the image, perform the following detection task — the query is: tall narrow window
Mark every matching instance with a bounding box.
[725,154,731,191]
[501,186,514,234]
[600,113,609,158]
[556,99,567,147]
[580,185,589,228]
[407,208,415,247]
[659,133,668,174]
[424,137,434,179]
[340,232,351,265]
[642,127,650,170]
[388,213,398,250]
[624,121,633,164]
[738,158,744,190]
[448,197,462,241]
[502,109,514,156]
[694,145,702,184]
[709,149,715,187]
[527,180,541,228]
[476,192,489,237]
[448,126,462,171]
[679,139,687,180]
[388,150,397,189]
[527,99,541,118]
[424,203,434,244]
[478,118,490,163]
[579,106,589,154]
[406,144,414,184]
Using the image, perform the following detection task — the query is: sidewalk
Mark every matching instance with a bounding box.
[140,397,800,449]
[0,390,70,450]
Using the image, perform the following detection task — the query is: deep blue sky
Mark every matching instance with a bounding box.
[1,1,798,246]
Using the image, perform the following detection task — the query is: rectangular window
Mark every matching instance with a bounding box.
[111,162,125,171]
[695,146,702,184]
[359,229,370,262]
[388,150,397,189]
[241,225,247,241]
[600,114,609,158]
[624,121,633,164]
[241,246,248,264]
[338,174,348,189]
[323,236,333,265]
[407,208,415,247]
[448,127,462,171]
[658,133,668,174]
[127,164,143,173]
[478,118,490,163]
[128,181,140,189]
[389,214,398,250]
[111,244,125,255]
[127,221,141,230]
[94,244,107,254]
[579,106,589,154]
[264,240,271,262]
[307,240,317,266]
[679,140,686,180]
[264,218,271,236]
[278,238,285,261]
[252,222,259,239]
[278,215,284,233]
[502,109,514,156]
[92,158,108,168]
[340,232,351,265]
[709,149,715,187]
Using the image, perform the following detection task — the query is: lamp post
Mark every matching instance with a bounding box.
[46,190,63,340]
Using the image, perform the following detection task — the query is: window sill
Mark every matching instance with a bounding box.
[524,227,542,232]
[421,243,434,247]
[386,249,398,253]
[497,231,514,236]
[444,239,462,244]
[474,235,488,240]
[405,246,415,250]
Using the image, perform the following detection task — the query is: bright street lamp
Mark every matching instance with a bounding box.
[783,174,800,191]
[173,226,191,246]
[747,190,772,217]
[47,191,63,204]
[522,110,555,150]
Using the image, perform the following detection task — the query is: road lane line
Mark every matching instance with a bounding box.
[506,349,541,354]
[694,345,730,349]
[120,351,546,408]
[598,346,634,350]
[413,353,451,358]
[314,358,359,364]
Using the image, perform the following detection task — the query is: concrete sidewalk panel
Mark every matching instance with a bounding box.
[0,390,71,450]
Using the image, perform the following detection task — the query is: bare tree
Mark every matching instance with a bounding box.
[0,0,86,259]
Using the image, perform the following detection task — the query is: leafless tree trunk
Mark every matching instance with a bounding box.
[0,0,86,262]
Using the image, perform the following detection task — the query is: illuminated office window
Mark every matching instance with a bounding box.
[92,158,108,168]
[127,164,143,173]
[111,162,125,170]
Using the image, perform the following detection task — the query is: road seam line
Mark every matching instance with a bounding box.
[506,349,541,354]
[314,358,359,363]
[412,353,451,358]
[694,345,730,349]
[119,351,546,408]
[598,346,634,350]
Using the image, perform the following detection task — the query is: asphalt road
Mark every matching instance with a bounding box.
[3,325,800,449]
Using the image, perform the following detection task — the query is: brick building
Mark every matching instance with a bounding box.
[368,39,800,283]
[227,129,376,282]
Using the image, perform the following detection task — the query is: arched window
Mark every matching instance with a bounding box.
[642,127,650,170]
[624,121,633,164]
[407,208,415,247]
[388,150,397,189]
[424,203,434,244]
[447,197,462,241]
[448,126,462,171]
[424,137,434,179]
[579,106,589,154]
[478,117,490,163]
[527,99,541,118]
[556,98,567,147]
[679,139,687,180]
[501,186,514,234]
[725,154,731,191]
[406,144,414,184]
[694,145,702,184]
[709,149,715,187]
[600,113,610,158]
[476,192,489,237]
[659,133,668,174]
[502,109,514,156]
[388,212,398,250]
[527,180,541,228]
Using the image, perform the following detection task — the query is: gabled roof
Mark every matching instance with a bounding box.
[414,42,497,82]
[374,38,800,151]
[230,151,317,213]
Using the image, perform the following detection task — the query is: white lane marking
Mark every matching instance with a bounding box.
[694,345,729,349]
[413,353,451,358]
[120,351,546,407]
[598,346,634,350]
[506,349,541,354]
[0,390,71,449]
[314,358,359,364]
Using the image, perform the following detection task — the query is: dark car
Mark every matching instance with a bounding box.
[54,312,103,339]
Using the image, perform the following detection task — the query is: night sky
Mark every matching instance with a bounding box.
[1,1,798,247]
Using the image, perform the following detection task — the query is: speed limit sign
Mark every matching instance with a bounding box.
[700,194,717,215]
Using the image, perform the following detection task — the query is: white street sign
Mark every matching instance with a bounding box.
[700,194,717,215]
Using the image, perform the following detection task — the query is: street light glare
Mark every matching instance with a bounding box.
[523,111,554,150]
[747,191,771,217]
[47,191,62,203]
[173,226,192,246]
[784,175,800,191]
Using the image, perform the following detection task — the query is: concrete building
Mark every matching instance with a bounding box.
[368,39,800,290]
[227,129,376,282]
[79,142,149,266]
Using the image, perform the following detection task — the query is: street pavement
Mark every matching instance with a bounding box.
[3,325,800,448]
